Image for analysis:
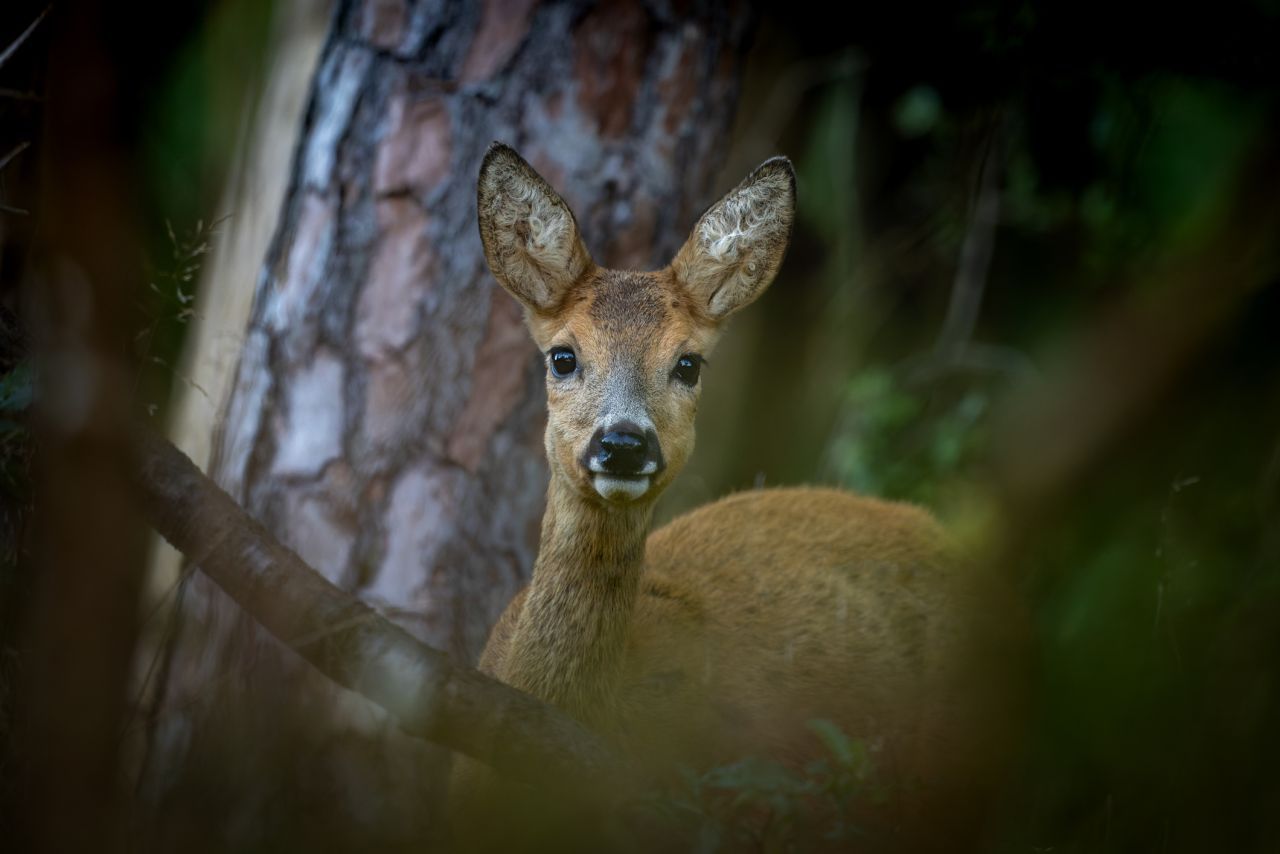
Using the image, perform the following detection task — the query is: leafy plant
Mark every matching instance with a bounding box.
[825,366,993,507]
[134,217,219,414]
[633,719,884,852]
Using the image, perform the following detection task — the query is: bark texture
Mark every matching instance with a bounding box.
[146,0,753,847]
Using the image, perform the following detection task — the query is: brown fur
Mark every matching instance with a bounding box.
[456,144,1023,849]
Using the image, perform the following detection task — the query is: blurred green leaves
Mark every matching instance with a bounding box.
[640,719,881,852]
[141,0,272,232]
[893,85,942,139]
[826,367,992,506]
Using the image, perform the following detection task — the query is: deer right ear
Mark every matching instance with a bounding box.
[477,143,592,313]
[671,157,796,320]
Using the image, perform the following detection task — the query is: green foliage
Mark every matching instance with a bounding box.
[893,85,942,139]
[638,720,882,852]
[141,0,273,233]
[827,367,992,506]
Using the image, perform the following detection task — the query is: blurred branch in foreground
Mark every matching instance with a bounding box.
[14,2,150,849]
[992,128,1280,540]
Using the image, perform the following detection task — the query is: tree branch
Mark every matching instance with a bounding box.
[0,141,30,173]
[934,121,1005,364]
[0,5,51,71]
[903,116,1039,386]
[130,425,619,786]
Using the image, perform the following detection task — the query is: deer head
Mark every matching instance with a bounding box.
[477,143,795,506]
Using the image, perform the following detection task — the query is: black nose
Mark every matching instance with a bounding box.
[599,430,647,475]
[586,421,664,477]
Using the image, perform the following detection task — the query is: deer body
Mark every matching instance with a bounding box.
[456,144,1021,847]
[482,487,979,775]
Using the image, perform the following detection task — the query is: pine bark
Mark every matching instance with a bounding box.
[145,0,753,846]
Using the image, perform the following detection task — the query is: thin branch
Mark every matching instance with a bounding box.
[0,4,51,71]
[934,120,1006,363]
[0,87,42,101]
[130,425,620,786]
[897,117,1031,389]
[0,141,31,173]
[906,341,1040,385]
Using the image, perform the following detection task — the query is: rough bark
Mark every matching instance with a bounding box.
[146,0,753,847]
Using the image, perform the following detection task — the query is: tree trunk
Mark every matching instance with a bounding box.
[144,0,753,847]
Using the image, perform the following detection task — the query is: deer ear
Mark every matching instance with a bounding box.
[671,157,796,319]
[477,142,592,312]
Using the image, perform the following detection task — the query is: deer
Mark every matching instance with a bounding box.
[451,143,1024,851]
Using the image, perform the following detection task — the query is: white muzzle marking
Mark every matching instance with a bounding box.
[592,474,651,502]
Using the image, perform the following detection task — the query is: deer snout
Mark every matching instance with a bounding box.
[586,422,665,478]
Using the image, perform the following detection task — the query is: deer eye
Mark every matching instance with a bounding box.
[548,346,577,378]
[672,354,702,386]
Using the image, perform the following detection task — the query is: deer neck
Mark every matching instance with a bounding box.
[504,475,651,723]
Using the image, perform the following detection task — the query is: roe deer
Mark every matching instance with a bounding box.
[452,143,1023,850]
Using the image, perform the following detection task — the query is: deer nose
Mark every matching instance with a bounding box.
[600,430,646,472]
[587,422,664,477]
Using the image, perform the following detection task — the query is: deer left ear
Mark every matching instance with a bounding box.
[477,142,593,313]
[671,157,796,320]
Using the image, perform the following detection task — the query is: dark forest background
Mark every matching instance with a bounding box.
[2,0,1279,851]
